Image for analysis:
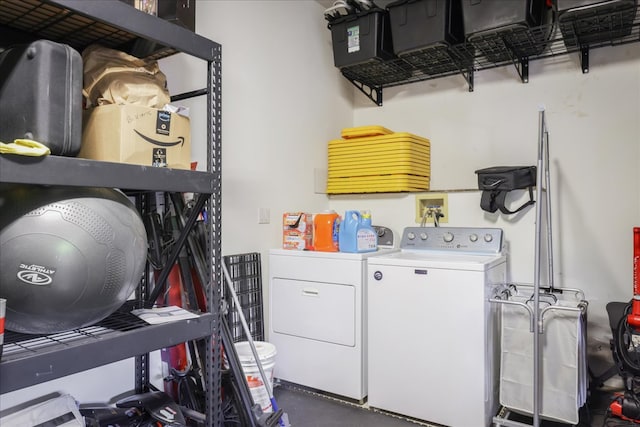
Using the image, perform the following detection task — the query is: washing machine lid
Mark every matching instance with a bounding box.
[367,250,506,271]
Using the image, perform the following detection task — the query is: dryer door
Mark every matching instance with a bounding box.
[271,278,355,347]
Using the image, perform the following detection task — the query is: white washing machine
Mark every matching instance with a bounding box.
[367,227,506,427]
[269,248,397,401]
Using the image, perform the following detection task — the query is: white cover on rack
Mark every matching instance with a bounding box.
[0,393,83,427]
[499,296,586,424]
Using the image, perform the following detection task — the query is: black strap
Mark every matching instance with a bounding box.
[481,187,535,215]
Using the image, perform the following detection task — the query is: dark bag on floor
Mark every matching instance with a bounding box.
[0,40,83,156]
[475,166,536,214]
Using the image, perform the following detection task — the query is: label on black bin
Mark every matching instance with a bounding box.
[156,110,171,135]
[347,25,360,53]
[153,148,167,167]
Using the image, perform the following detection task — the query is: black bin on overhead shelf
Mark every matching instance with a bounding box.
[556,0,638,49]
[388,0,465,52]
[462,0,551,63]
[329,8,412,86]
[329,8,395,67]
[387,0,473,75]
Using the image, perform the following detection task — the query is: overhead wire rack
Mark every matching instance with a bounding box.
[338,4,640,105]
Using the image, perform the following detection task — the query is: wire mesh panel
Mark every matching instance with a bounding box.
[223,253,264,343]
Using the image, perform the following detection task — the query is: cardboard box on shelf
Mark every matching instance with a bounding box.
[117,0,196,32]
[282,212,313,250]
[118,0,157,16]
[80,104,191,170]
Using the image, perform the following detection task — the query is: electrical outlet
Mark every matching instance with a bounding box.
[415,193,448,224]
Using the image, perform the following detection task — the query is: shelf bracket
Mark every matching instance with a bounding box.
[462,68,474,92]
[346,77,383,106]
[514,57,529,84]
[448,51,474,92]
[170,88,208,102]
[581,46,589,74]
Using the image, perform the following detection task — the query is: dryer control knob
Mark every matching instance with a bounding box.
[407,232,416,240]
[443,232,454,243]
[484,234,493,242]
[420,232,428,240]
[469,234,478,242]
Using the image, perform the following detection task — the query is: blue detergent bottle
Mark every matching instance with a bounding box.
[357,210,377,252]
[339,210,377,253]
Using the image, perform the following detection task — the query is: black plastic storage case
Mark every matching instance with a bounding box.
[387,0,471,75]
[388,0,465,53]
[556,0,638,48]
[0,40,83,156]
[329,8,395,68]
[157,0,196,31]
[329,8,412,86]
[462,0,551,62]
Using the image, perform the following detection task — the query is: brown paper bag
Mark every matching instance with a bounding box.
[82,44,170,109]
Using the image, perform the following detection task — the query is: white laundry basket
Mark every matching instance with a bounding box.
[499,295,587,425]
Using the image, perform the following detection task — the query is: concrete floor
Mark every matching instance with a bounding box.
[272,382,628,427]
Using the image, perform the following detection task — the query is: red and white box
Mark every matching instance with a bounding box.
[282,212,313,250]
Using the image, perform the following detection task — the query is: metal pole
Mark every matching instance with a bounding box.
[543,128,555,291]
[532,108,546,427]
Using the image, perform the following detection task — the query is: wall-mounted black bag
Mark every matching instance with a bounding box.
[475,166,536,214]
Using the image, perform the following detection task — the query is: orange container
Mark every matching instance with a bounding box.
[313,211,340,252]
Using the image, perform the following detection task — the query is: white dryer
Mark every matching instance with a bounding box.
[269,248,397,401]
[367,227,506,427]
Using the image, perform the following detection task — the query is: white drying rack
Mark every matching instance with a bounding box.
[490,108,588,427]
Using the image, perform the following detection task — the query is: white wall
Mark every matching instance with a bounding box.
[159,0,355,355]
[160,0,353,258]
[329,43,640,368]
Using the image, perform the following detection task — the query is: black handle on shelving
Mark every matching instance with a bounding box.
[145,192,209,308]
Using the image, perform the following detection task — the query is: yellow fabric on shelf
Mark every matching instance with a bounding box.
[0,139,51,157]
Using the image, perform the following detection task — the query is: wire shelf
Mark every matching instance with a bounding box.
[2,305,147,360]
[340,4,640,100]
[0,0,177,59]
[0,302,214,394]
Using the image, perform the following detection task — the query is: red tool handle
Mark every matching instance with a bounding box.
[634,228,640,296]
[627,228,640,328]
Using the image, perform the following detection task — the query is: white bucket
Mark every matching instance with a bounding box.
[234,341,277,413]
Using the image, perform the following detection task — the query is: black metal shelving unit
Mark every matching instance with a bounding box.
[0,1,223,425]
[340,4,640,105]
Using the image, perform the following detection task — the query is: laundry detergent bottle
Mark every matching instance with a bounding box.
[339,210,377,253]
[313,210,340,251]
